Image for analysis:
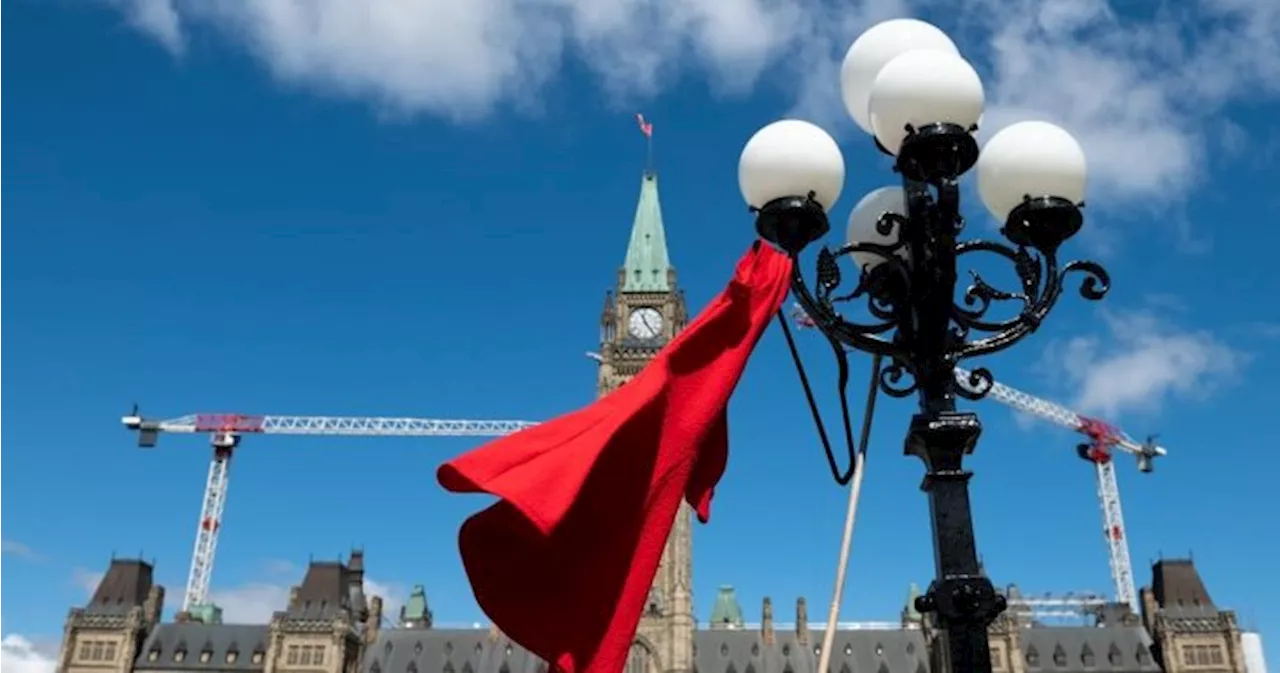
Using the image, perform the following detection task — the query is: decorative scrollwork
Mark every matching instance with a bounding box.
[782,184,1108,406]
[953,367,994,401]
[1063,260,1110,300]
[879,360,919,398]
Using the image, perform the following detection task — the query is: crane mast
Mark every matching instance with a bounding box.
[953,368,1167,614]
[122,410,537,614]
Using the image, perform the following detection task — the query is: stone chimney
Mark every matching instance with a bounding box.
[796,598,809,645]
[144,585,166,626]
[761,597,775,646]
[366,596,383,645]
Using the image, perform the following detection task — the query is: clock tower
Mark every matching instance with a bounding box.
[597,171,693,673]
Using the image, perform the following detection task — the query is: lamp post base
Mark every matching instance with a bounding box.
[905,411,1006,673]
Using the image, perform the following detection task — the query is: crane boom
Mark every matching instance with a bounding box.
[124,413,538,438]
[122,409,535,613]
[788,304,1166,615]
[953,371,1168,460]
[953,367,1164,615]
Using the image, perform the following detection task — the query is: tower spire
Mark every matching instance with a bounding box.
[620,171,672,293]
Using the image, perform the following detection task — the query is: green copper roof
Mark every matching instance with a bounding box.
[905,582,922,620]
[188,603,223,624]
[621,172,672,293]
[401,584,431,626]
[709,585,745,629]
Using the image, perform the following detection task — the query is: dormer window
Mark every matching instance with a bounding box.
[174,649,187,663]
[252,651,265,665]
[148,649,161,662]
[227,651,239,664]
[200,650,213,663]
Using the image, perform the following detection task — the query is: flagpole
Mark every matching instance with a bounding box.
[646,133,654,175]
[636,113,655,177]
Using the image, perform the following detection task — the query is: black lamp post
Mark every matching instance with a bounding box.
[737,19,1110,673]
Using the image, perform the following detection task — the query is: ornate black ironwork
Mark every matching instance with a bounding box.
[758,124,1110,410]
[754,121,1111,673]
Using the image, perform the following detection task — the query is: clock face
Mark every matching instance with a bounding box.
[628,307,664,340]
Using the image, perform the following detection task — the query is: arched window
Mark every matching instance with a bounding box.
[626,642,653,673]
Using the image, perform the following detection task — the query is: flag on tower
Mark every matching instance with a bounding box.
[636,113,653,138]
[437,241,793,673]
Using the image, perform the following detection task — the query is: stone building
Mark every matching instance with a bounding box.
[57,172,1255,673]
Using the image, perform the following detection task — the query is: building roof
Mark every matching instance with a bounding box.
[124,621,1165,673]
[620,172,672,293]
[288,557,368,620]
[349,624,1162,673]
[401,585,433,627]
[364,630,545,673]
[1019,626,1159,672]
[135,623,268,672]
[1151,558,1214,610]
[87,558,154,615]
[710,586,745,629]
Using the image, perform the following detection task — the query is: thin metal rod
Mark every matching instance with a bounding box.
[777,311,858,484]
[818,353,883,673]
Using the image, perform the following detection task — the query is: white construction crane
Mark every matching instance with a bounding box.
[789,304,1167,614]
[952,368,1167,614]
[121,408,537,614]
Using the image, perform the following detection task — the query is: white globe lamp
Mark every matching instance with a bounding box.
[739,119,846,253]
[847,187,910,272]
[840,19,959,136]
[976,121,1088,247]
[868,50,985,164]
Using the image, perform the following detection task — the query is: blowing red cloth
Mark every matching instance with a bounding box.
[437,242,792,673]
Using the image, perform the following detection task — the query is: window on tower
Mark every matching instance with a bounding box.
[626,642,652,673]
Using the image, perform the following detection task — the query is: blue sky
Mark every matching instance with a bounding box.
[4,0,1280,666]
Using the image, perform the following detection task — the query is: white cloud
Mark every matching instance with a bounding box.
[71,568,105,596]
[1038,310,1244,418]
[0,633,58,673]
[211,578,404,624]
[111,0,184,54]
[1,541,41,560]
[98,0,1280,204]
[946,0,1280,204]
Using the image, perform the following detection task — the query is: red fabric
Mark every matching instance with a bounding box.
[437,242,792,673]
